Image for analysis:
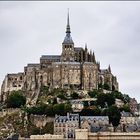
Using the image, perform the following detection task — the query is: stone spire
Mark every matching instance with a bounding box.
[85,43,87,50]
[90,50,92,62]
[62,9,74,44]
[85,43,88,61]
[66,9,71,34]
[108,64,111,73]
[92,51,96,63]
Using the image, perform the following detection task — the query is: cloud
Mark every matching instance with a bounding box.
[0,1,140,102]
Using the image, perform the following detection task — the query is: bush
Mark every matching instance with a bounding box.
[80,107,101,116]
[57,93,67,100]
[83,101,89,107]
[40,86,49,95]
[71,92,79,99]
[97,93,115,108]
[107,105,121,131]
[88,90,98,98]
[119,104,131,112]
[25,103,72,116]
[6,90,26,108]
[112,91,124,100]
[53,103,72,115]
[103,83,110,90]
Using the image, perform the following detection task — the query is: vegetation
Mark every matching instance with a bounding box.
[119,104,131,112]
[98,83,110,90]
[83,101,89,107]
[112,91,124,101]
[57,93,67,100]
[6,90,26,108]
[40,85,49,95]
[96,93,115,108]
[0,84,134,138]
[80,106,101,116]
[25,103,72,116]
[71,92,80,99]
[88,90,98,98]
[103,83,110,90]
[107,106,121,131]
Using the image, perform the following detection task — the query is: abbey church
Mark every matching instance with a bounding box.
[1,13,119,103]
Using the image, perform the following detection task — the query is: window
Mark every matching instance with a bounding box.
[20,76,22,80]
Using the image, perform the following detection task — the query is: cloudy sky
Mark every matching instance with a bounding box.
[0,2,140,102]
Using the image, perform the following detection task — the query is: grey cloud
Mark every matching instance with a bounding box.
[0,2,140,102]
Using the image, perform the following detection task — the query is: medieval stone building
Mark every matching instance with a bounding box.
[0,12,118,103]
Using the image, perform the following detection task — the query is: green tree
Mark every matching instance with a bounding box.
[98,84,103,89]
[107,106,121,131]
[97,93,115,108]
[123,94,131,103]
[80,107,101,116]
[80,108,94,116]
[90,101,96,106]
[88,90,98,98]
[64,104,72,114]
[101,108,108,116]
[40,86,49,95]
[103,83,110,90]
[92,107,101,116]
[53,103,72,115]
[106,93,115,106]
[52,98,57,105]
[53,103,65,115]
[83,101,89,107]
[71,92,79,99]
[120,104,131,112]
[112,85,115,91]
[112,91,124,101]
[45,105,54,116]
[96,93,106,108]
[57,93,66,100]
[6,90,26,108]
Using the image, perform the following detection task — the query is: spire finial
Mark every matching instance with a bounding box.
[67,8,69,26]
[66,8,71,34]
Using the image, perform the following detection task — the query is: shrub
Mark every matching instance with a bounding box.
[6,90,26,108]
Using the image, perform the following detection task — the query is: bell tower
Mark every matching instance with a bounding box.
[61,10,75,62]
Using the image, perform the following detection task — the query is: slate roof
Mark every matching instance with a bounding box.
[27,63,40,67]
[74,47,83,51]
[100,69,108,74]
[55,113,79,123]
[53,62,80,65]
[80,116,109,121]
[40,55,61,60]
[63,34,74,44]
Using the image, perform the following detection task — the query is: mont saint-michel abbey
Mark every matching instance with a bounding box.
[1,13,119,103]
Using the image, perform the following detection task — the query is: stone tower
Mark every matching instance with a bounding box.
[61,10,75,62]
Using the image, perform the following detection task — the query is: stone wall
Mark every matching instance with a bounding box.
[0,108,21,117]
[1,49,119,104]
[30,114,54,128]
[30,134,64,139]
[75,129,140,140]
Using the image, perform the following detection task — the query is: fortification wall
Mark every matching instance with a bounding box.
[30,114,54,128]
[75,129,140,140]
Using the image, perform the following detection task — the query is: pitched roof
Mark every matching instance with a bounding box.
[40,55,61,60]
